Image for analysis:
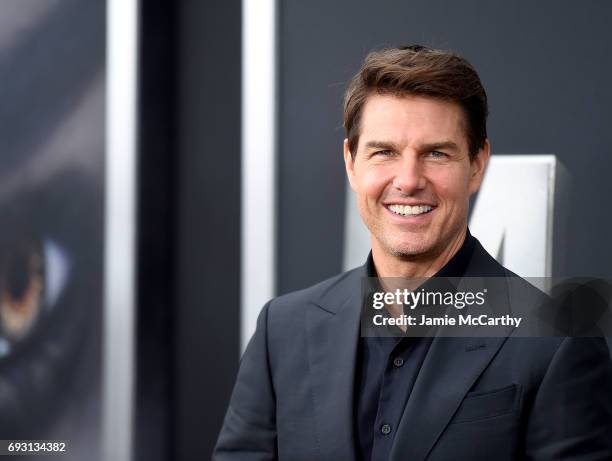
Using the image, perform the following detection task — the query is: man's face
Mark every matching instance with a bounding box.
[344,94,489,261]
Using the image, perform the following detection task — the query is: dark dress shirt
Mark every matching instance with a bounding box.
[355,230,476,461]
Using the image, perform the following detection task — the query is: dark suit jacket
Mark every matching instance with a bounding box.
[213,240,612,460]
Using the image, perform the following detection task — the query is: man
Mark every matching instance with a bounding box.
[214,45,612,460]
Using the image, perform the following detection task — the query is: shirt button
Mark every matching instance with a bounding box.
[393,357,404,367]
[381,424,392,435]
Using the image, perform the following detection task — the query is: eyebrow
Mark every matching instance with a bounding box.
[363,140,460,152]
[364,140,400,151]
[420,141,460,152]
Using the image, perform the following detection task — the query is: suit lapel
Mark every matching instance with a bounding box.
[305,267,365,460]
[303,237,515,460]
[389,335,509,461]
[389,237,515,461]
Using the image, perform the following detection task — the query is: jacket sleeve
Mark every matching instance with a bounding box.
[526,337,612,460]
[212,301,277,461]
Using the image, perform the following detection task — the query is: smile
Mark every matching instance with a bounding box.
[387,204,434,217]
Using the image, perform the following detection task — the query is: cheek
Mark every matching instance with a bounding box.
[431,169,471,204]
[357,167,390,200]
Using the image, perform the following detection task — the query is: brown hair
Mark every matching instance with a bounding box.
[343,45,488,160]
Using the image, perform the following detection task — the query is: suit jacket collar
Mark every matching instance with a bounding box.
[306,236,514,461]
[390,239,515,460]
[306,264,365,460]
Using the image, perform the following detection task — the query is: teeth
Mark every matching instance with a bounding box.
[388,204,433,216]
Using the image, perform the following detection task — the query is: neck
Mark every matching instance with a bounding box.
[372,228,467,278]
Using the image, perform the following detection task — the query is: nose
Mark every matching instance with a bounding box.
[392,155,426,194]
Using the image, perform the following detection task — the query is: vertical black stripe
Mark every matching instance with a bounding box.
[137,1,241,459]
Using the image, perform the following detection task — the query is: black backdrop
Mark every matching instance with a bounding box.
[137,1,241,460]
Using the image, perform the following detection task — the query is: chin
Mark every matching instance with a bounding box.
[385,240,435,259]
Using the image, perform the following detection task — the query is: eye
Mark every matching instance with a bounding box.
[0,237,45,342]
[0,234,71,354]
[428,151,448,159]
[373,150,395,157]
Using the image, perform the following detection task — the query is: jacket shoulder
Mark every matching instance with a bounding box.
[268,266,362,316]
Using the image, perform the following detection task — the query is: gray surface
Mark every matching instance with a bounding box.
[173,1,242,460]
[277,0,612,294]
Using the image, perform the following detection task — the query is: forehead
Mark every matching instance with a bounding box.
[359,94,468,150]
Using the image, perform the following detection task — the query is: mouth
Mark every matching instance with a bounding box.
[386,204,435,217]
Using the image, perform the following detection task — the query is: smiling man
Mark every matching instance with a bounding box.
[344,93,487,278]
[214,45,612,461]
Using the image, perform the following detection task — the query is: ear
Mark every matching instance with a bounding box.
[468,138,490,194]
[344,138,357,191]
